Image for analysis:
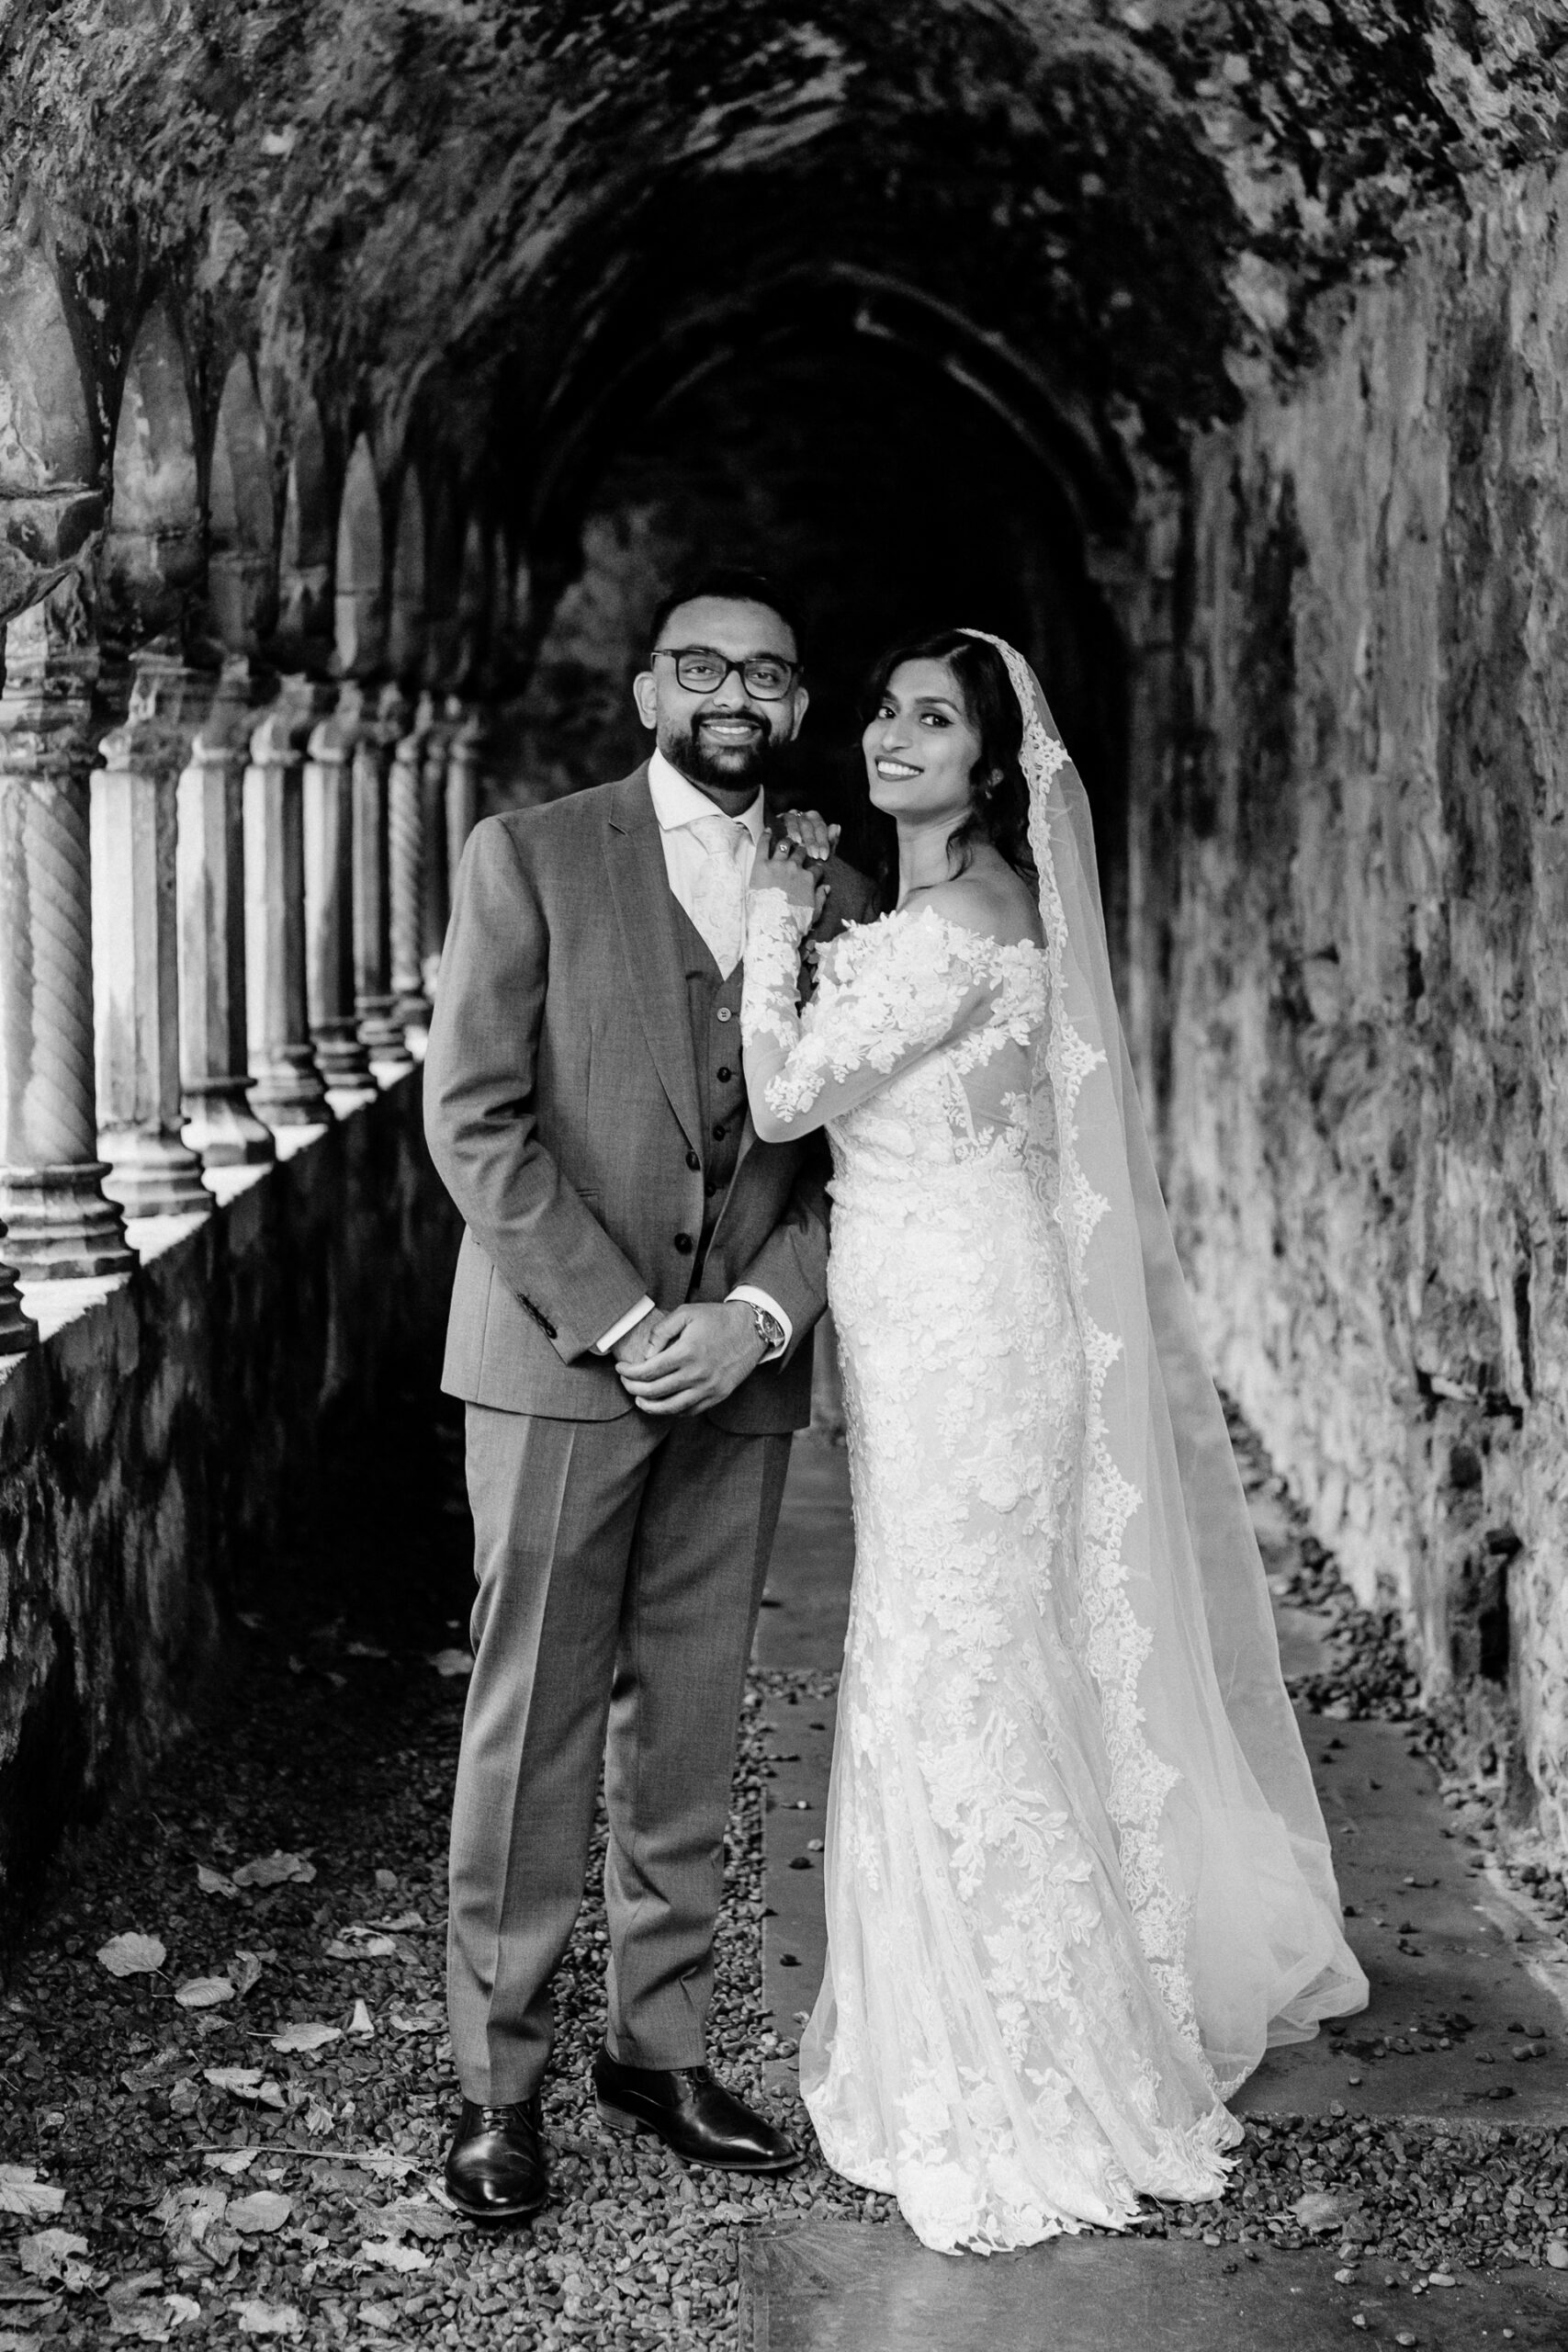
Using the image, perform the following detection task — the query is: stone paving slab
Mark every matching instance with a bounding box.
[738,2222,1568,2351]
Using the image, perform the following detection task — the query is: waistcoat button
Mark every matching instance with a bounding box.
[712,1124,726,1141]
[685,1149,701,1171]
[716,1006,733,1023]
[716,1065,732,1082]
[673,1232,694,1255]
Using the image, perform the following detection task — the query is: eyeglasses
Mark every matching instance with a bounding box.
[653,646,801,700]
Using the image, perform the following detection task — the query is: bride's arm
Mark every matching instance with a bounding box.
[741,885,998,1142]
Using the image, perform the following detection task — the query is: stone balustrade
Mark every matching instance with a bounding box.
[0,595,479,1350]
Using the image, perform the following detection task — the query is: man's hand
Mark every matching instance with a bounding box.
[616,1303,765,1416]
[609,1306,660,1368]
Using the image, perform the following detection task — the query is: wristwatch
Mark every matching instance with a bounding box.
[749,1304,786,1358]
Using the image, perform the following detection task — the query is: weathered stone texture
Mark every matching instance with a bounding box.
[0,1073,458,1909]
[1166,155,1568,1849]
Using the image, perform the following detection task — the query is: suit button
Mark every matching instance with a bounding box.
[685,1149,701,1171]
[716,1006,733,1023]
[705,1179,718,1195]
[673,1233,694,1255]
[712,1124,726,1141]
[716,1066,733,1082]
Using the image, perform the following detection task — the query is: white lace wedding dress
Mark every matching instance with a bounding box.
[740,660,1365,2256]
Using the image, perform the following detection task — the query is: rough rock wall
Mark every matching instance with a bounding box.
[0,1074,459,1914]
[1166,154,1568,1850]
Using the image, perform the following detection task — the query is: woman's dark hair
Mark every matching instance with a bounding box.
[862,629,1034,902]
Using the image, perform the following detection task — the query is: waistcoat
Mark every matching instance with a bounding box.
[670,895,749,1281]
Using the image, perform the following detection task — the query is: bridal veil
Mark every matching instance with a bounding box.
[962,630,1366,2094]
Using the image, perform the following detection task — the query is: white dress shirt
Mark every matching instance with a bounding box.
[594,750,791,1361]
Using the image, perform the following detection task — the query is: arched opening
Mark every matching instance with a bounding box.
[511,316,1126,897]
[276,396,332,658]
[102,299,202,650]
[0,243,95,496]
[334,435,386,678]
[388,470,427,683]
[208,355,277,654]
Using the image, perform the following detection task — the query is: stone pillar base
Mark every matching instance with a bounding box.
[0,1257,37,1355]
[249,1055,331,1129]
[0,1164,137,1281]
[100,1127,214,1219]
[358,996,414,1071]
[180,1082,276,1168]
[312,1024,376,1097]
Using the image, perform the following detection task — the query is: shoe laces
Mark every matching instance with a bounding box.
[479,2098,537,2132]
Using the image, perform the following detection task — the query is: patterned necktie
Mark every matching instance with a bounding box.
[687,812,753,977]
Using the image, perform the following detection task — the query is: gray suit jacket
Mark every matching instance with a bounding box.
[423,763,875,1433]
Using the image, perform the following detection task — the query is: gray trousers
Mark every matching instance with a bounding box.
[446,1401,792,2106]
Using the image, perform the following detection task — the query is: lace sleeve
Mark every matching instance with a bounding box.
[741,893,998,1141]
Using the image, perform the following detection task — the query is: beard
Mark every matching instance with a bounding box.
[663,711,783,793]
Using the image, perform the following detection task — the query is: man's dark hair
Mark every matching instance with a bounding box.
[649,570,806,663]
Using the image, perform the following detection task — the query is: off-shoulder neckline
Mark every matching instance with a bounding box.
[850,899,1046,962]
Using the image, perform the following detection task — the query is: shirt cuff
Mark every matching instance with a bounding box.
[727,1285,792,1363]
[595,1296,655,1354]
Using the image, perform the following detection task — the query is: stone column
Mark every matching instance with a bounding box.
[419,695,456,999]
[446,698,483,891]
[243,679,331,1127]
[176,657,276,1166]
[90,648,215,1219]
[388,691,432,1031]
[0,582,135,1280]
[354,683,412,1071]
[304,682,377,1107]
[0,1226,37,1354]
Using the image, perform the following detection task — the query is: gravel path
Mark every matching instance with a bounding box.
[1,1399,1565,2348]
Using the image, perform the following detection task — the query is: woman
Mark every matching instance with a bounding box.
[740,629,1366,2256]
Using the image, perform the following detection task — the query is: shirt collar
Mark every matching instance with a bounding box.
[648,748,763,843]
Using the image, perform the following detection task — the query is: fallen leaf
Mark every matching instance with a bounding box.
[164,2298,201,2329]
[1290,2189,1343,2233]
[345,2152,417,2180]
[157,2185,230,2266]
[388,2001,444,2034]
[302,2102,333,2137]
[202,2152,256,2177]
[175,1976,233,2010]
[17,2230,88,2281]
[203,2067,286,2109]
[357,2238,431,2273]
[367,1912,424,1933]
[227,2191,291,2235]
[0,2166,65,2220]
[96,1931,167,1977]
[426,1647,473,1678]
[381,2196,462,2245]
[347,2000,374,2038]
[168,2080,199,2118]
[231,1852,315,1890]
[268,2022,340,2055]
[324,1936,396,1961]
[197,1866,237,1899]
[230,1951,264,1998]
[234,2300,303,2338]
[344,1640,388,1659]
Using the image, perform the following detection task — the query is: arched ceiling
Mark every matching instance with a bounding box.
[3,1,1564,538]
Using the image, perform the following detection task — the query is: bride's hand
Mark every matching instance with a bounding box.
[751,831,824,922]
[779,808,840,865]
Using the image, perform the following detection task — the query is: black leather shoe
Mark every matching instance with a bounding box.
[444,2095,548,2221]
[592,2045,799,2173]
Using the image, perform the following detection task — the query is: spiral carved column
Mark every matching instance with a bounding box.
[354,683,411,1071]
[304,682,377,1106]
[388,692,432,1032]
[418,693,455,1001]
[0,582,135,1281]
[243,680,331,1127]
[91,647,214,1219]
[176,657,276,1166]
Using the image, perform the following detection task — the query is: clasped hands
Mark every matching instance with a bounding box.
[751,808,840,929]
[614,1301,765,1416]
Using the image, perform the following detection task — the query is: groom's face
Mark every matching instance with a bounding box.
[634,596,808,802]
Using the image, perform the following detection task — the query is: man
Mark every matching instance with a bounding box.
[423,569,873,2219]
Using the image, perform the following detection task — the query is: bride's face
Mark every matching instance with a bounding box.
[863,659,984,826]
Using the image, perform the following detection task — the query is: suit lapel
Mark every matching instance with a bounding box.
[604,766,703,1154]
